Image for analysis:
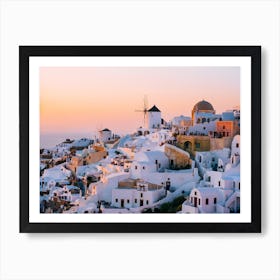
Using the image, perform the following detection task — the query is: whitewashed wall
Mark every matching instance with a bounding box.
[148,111,161,129]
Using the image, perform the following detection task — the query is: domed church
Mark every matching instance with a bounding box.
[191,100,216,125]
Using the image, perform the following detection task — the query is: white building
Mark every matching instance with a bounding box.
[171,115,191,126]
[130,150,169,179]
[231,134,240,157]
[49,185,82,204]
[188,120,217,136]
[111,181,165,209]
[171,115,192,135]
[195,148,231,173]
[41,164,72,189]
[146,130,173,145]
[225,135,240,170]
[147,105,161,130]
[182,187,223,213]
[87,172,130,202]
[71,138,93,150]
[99,128,112,142]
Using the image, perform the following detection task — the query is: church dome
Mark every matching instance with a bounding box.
[193,100,214,112]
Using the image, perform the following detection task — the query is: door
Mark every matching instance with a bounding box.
[194,197,197,207]
[121,199,124,208]
[140,199,144,207]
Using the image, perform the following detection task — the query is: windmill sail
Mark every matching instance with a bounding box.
[135,95,148,127]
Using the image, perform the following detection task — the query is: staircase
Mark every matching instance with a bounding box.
[225,191,240,209]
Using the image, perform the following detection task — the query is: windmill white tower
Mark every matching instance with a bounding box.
[147,105,161,129]
[135,95,149,129]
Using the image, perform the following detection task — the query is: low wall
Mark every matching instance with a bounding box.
[164,144,192,169]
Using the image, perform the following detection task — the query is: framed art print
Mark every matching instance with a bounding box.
[19,46,261,233]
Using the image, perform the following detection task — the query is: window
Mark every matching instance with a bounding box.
[239,182,240,190]
[140,193,143,198]
[206,198,209,205]
[115,198,118,203]
[155,160,158,164]
[135,165,138,170]
[236,143,239,148]
[142,166,145,170]
[127,199,130,203]
[218,181,221,186]
[194,191,197,195]
[135,199,137,203]
[158,163,161,168]
[195,143,200,149]
[214,197,217,204]
[198,199,201,205]
[146,200,149,205]
[223,125,226,129]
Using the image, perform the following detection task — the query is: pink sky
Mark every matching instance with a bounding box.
[40,67,240,135]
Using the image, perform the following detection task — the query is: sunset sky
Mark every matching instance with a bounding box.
[40,66,240,136]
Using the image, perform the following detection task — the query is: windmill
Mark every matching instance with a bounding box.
[95,124,103,142]
[135,95,148,128]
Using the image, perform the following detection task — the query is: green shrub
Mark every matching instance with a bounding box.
[159,196,185,213]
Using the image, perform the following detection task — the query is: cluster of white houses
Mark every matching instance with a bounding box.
[107,145,197,209]
[182,135,240,213]
[40,99,241,214]
[110,101,240,213]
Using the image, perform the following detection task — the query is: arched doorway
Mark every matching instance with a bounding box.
[184,141,192,152]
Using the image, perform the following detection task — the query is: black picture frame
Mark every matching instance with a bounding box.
[20,46,261,233]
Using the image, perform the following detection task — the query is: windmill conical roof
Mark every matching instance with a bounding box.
[148,105,161,112]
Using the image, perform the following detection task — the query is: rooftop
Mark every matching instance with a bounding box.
[193,100,214,112]
[148,105,161,112]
